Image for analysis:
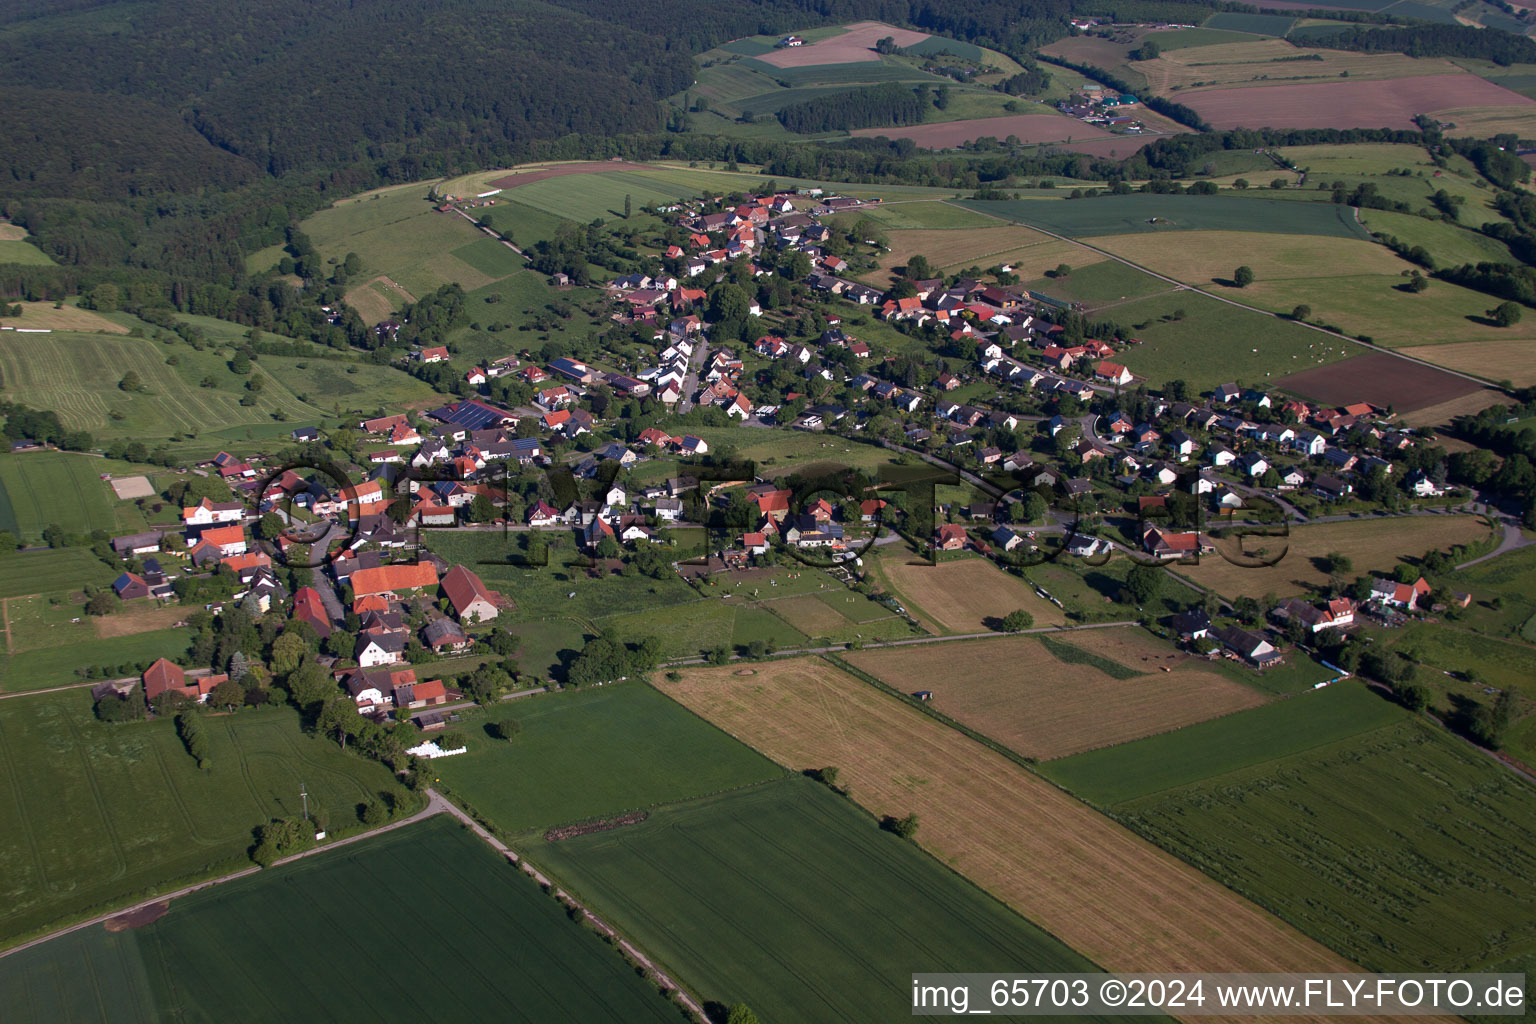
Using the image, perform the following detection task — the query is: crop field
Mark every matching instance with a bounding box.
[1389,622,1536,693]
[1396,388,1509,428]
[432,683,783,836]
[0,817,682,1023]
[656,659,1370,979]
[877,554,1067,632]
[846,632,1267,759]
[761,591,914,642]
[502,170,708,224]
[257,353,438,410]
[1400,338,1536,387]
[1177,514,1492,600]
[0,694,406,946]
[1119,720,1536,973]
[1147,26,1276,49]
[869,224,1051,285]
[1135,41,1458,95]
[1276,350,1485,411]
[754,21,930,68]
[1183,74,1535,130]
[961,194,1371,239]
[1090,290,1356,393]
[850,200,998,231]
[0,548,113,601]
[0,452,129,540]
[850,112,1113,149]
[1436,104,1536,138]
[0,302,126,333]
[0,331,329,441]
[536,777,1113,1024]
[1039,681,1405,804]
[1203,12,1298,33]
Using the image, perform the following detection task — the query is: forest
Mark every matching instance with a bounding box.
[777,83,930,133]
[1297,23,1536,64]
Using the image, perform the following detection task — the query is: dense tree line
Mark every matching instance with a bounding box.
[1041,57,1212,131]
[777,83,928,133]
[1297,24,1536,65]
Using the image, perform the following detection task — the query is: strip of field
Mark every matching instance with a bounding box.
[1275,351,1484,411]
[430,683,784,835]
[0,694,408,947]
[0,303,126,333]
[0,549,114,601]
[1178,514,1492,601]
[0,240,54,265]
[1436,103,1536,138]
[846,631,1267,759]
[0,452,127,540]
[867,224,1052,285]
[1398,338,1536,387]
[1184,74,1535,129]
[1039,681,1405,804]
[876,555,1067,631]
[536,777,1116,1023]
[1119,720,1536,973]
[755,21,929,67]
[851,112,1113,149]
[0,817,681,1023]
[656,659,1380,985]
[1136,41,1458,94]
[961,194,1370,239]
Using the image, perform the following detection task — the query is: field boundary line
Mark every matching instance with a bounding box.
[946,200,1508,396]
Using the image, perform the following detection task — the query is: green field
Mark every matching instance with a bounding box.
[0,452,140,541]
[0,627,192,694]
[1359,208,1515,268]
[0,331,340,443]
[1388,622,1536,693]
[0,694,409,947]
[1027,259,1171,306]
[0,548,115,600]
[1119,719,1536,973]
[1102,288,1356,392]
[0,817,681,1023]
[1203,12,1296,33]
[848,199,999,230]
[432,683,785,835]
[0,239,55,265]
[1144,26,1272,49]
[536,776,1119,1022]
[961,194,1371,240]
[472,199,577,248]
[499,171,704,225]
[1039,681,1406,805]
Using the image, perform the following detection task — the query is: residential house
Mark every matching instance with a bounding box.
[422,617,473,654]
[441,564,501,623]
[356,632,408,668]
[1212,624,1281,667]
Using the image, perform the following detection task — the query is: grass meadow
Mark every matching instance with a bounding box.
[960,194,1371,239]
[1038,680,1404,804]
[0,694,407,947]
[0,548,115,599]
[535,776,1115,1023]
[0,817,682,1023]
[0,452,136,541]
[431,683,785,836]
[0,238,54,265]
[1119,718,1536,973]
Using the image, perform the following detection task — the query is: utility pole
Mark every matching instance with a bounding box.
[300,781,309,821]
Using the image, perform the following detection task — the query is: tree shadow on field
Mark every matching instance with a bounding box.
[1465,314,1501,328]
[702,1002,731,1024]
[1210,276,1238,288]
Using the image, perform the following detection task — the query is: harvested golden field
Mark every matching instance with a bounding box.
[657,660,1390,993]
[989,237,1109,279]
[1,302,128,333]
[869,225,1050,286]
[1437,104,1536,139]
[343,277,406,324]
[1400,338,1536,388]
[0,223,27,241]
[1181,515,1493,600]
[846,632,1267,759]
[1397,387,1511,428]
[878,555,1067,631]
[1138,42,1456,94]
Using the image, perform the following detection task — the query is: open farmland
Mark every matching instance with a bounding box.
[867,224,1052,286]
[850,200,998,230]
[537,777,1115,1024]
[1275,351,1487,411]
[962,193,1370,239]
[429,684,783,836]
[1135,40,1459,94]
[0,302,126,333]
[0,694,408,947]
[876,555,1067,631]
[845,631,1267,759]
[656,659,1395,991]
[1401,338,1536,387]
[0,817,682,1024]
[1178,514,1493,600]
[0,548,114,601]
[0,452,133,540]
[1184,74,1535,129]
[1436,104,1536,137]
[1023,258,1173,306]
[755,21,930,67]
[1085,229,1527,348]
[1358,209,1514,266]
[0,239,54,265]
[1120,720,1536,973]
[0,331,330,441]
[1040,680,1406,804]
[851,112,1115,149]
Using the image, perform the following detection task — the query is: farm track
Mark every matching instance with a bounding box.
[952,200,1504,396]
